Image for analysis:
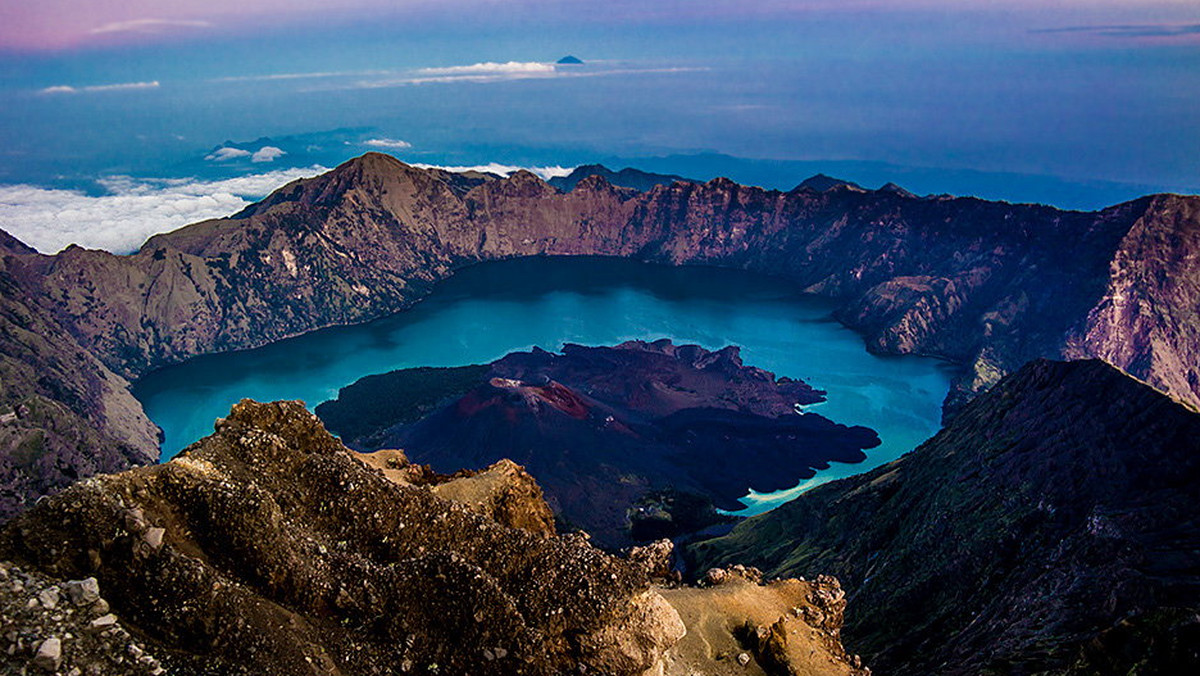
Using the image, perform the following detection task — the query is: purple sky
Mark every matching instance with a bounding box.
[3,0,1198,51]
[0,0,1196,220]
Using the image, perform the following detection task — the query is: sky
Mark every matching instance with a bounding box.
[0,0,1197,252]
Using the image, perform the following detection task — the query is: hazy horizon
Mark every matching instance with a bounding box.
[1,1,1197,251]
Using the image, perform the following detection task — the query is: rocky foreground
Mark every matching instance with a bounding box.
[689,360,1200,675]
[0,399,865,676]
[3,153,1200,514]
[318,340,877,548]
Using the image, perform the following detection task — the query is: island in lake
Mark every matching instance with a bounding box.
[317,339,880,547]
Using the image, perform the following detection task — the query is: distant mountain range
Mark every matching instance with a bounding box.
[548,164,695,192]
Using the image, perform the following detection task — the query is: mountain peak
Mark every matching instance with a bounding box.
[879,182,916,198]
[796,174,864,192]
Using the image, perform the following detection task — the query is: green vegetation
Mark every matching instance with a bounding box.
[315,364,490,442]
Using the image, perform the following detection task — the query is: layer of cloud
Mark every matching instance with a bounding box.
[412,163,575,181]
[90,18,212,35]
[416,61,556,76]
[251,146,286,162]
[324,61,703,92]
[213,69,393,83]
[363,138,413,149]
[362,62,559,88]
[1033,23,1200,39]
[205,147,253,161]
[38,81,160,95]
[0,167,326,255]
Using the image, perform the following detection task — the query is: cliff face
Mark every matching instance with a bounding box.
[0,152,1198,516]
[1064,194,1200,409]
[686,360,1200,675]
[23,154,1178,393]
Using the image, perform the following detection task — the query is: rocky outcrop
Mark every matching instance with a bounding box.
[320,340,876,548]
[660,570,868,676]
[1,152,1198,516]
[349,449,557,537]
[0,565,163,675]
[0,400,690,675]
[687,360,1200,675]
[429,460,557,538]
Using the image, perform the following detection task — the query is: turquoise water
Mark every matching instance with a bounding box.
[133,256,954,514]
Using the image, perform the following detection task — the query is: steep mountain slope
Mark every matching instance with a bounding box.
[0,239,158,515]
[0,152,1198,515]
[688,360,1200,675]
[33,154,1197,408]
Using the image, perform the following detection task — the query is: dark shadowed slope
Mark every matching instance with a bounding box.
[688,360,1200,675]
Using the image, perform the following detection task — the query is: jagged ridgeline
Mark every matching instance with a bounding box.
[2,153,1199,518]
[1,153,1199,513]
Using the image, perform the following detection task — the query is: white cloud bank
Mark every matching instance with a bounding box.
[412,163,575,181]
[204,145,286,162]
[416,61,556,76]
[39,81,160,95]
[363,138,413,149]
[251,146,286,162]
[204,147,252,161]
[0,166,326,255]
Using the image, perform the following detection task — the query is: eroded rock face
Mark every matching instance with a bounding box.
[0,254,157,518]
[429,459,557,538]
[348,449,556,537]
[1064,194,1200,411]
[0,400,685,675]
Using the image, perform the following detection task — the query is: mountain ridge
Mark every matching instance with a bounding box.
[0,152,1198,515]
